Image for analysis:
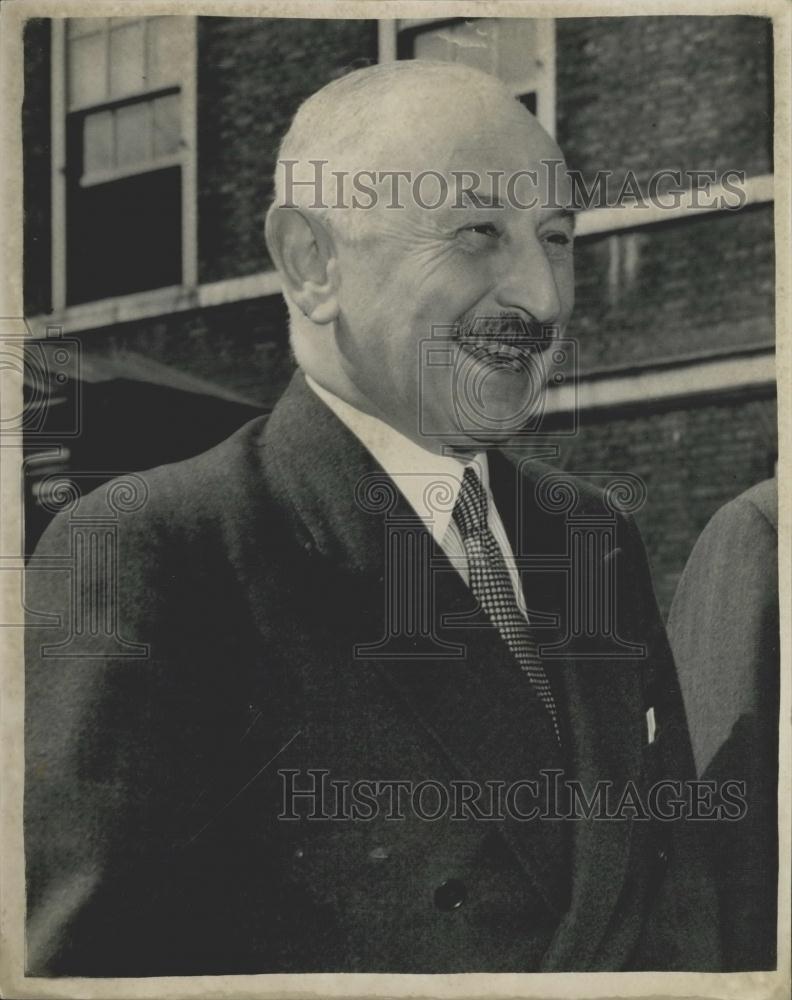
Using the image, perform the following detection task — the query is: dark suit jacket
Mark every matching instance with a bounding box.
[668,478,778,970]
[24,371,720,976]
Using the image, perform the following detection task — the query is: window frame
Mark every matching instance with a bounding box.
[378,17,557,138]
[50,15,197,312]
[76,86,184,188]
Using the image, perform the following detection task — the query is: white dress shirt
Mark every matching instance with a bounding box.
[306,375,529,618]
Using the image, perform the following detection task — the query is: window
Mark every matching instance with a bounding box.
[394,18,556,136]
[54,16,196,307]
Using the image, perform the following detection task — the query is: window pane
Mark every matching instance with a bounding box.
[413,20,498,73]
[109,20,146,98]
[449,19,498,73]
[147,16,190,88]
[116,102,151,168]
[66,167,182,303]
[83,111,114,174]
[152,94,181,157]
[412,28,455,61]
[67,17,106,38]
[496,19,542,84]
[68,32,108,108]
[518,92,537,115]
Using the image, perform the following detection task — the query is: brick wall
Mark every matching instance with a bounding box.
[77,294,292,409]
[556,16,774,373]
[571,204,775,371]
[556,392,777,615]
[197,16,378,283]
[556,16,773,184]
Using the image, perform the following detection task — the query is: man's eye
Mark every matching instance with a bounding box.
[460,223,500,239]
[543,232,573,246]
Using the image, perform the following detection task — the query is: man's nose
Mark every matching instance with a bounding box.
[494,238,562,325]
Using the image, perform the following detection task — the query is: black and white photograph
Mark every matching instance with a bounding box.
[0,1,789,996]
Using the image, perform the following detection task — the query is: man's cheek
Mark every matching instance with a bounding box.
[558,264,575,321]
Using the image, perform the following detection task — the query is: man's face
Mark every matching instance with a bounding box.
[329,96,575,452]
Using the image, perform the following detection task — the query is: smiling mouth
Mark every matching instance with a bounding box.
[459,337,548,371]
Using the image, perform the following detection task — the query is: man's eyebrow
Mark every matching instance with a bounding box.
[542,207,578,223]
[457,192,506,209]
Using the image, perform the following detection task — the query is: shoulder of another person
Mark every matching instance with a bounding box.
[733,477,778,534]
[690,478,778,562]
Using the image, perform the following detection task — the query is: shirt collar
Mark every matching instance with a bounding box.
[305,374,489,547]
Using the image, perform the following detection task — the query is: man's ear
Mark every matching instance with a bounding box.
[265,206,340,325]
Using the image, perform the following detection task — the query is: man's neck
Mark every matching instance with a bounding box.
[302,371,448,457]
[304,372,491,551]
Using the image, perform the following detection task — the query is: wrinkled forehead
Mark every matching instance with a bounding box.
[367,85,569,194]
[279,75,574,223]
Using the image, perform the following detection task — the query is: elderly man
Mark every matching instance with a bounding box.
[25,62,720,976]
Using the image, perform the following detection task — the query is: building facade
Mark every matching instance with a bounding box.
[22,14,776,613]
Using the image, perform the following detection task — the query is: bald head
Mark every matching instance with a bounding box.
[273,61,563,236]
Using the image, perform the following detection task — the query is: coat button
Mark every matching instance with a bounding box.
[434,879,467,911]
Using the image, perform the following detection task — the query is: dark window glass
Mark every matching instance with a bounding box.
[65,108,181,303]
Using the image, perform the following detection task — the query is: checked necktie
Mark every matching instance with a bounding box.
[452,465,562,745]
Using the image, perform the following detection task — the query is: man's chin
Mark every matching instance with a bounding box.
[449,371,546,443]
[428,400,539,452]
